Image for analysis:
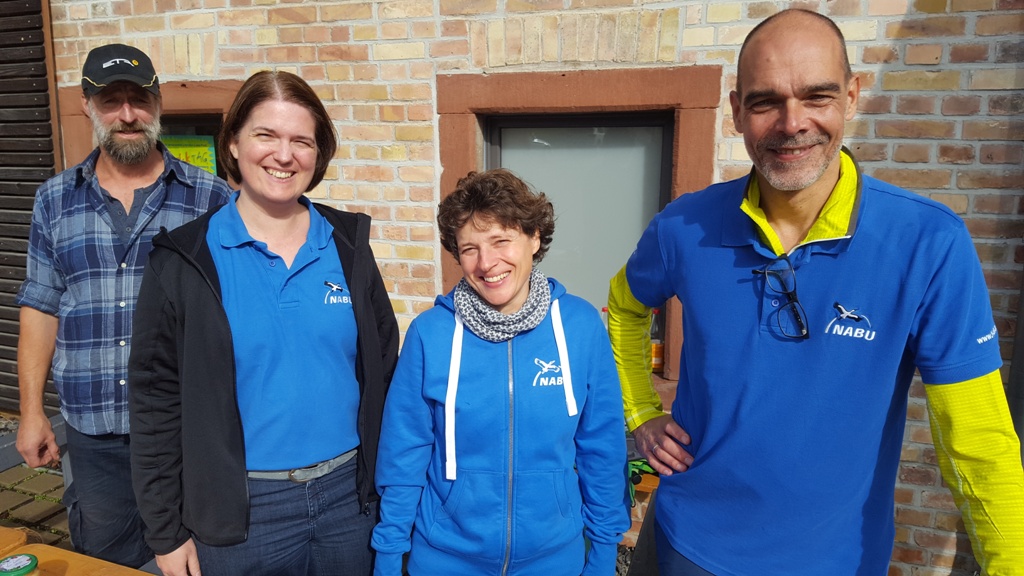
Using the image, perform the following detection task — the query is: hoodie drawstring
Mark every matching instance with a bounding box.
[550,300,579,418]
[445,314,465,480]
[444,301,577,481]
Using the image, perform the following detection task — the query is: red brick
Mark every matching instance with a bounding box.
[431,39,469,58]
[411,263,435,279]
[981,143,1023,165]
[858,94,892,114]
[890,544,926,564]
[958,170,1024,189]
[965,217,1024,239]
[896,507,933,527]
[977,14,1024,35]
[975,242,1013,263]
[886,17,966,39]
[395,280,437,297]
[721,165,749,182]
[894,487,916,505]
[908,424,934,443]
[909,381,926,398]
[941,95,981,116]
[996,40,1024,63]
[932,552,981,572]
[906,401,929,421]
[914,529,970,553]
[951,0,996,9]
[963,120,1024,140]
[331,27,353,43]
[949,43,989,63]
[857,71,878,90]
[898,464,939,486]
[894,144,931,163]
[896,95,936,115]
[905,44,942,64]
[863,45,899,64]
[920,489,959,511]
[990,94,1024,116]
[975,193,1020,214]
[933,512,965,532]
[938,144,975,164]
[914,0,949,13]
[320,45,370,61]
[901,443,924,461]
[825,0,860,16]
[985,269,1024,290]
[439,18,466,36]
[849,142,888,162]
[877,120,955,139]
[870,168,951,189]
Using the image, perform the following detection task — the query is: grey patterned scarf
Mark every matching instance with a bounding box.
[453,268,550,342]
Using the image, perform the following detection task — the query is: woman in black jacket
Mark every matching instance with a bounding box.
[129,70,398,576]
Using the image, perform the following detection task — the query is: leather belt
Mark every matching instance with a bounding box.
[247,448,357,483]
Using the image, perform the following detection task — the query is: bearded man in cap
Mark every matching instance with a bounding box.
[14,43,230,568]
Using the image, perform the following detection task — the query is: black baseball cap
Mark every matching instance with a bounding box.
[81,44,160,97]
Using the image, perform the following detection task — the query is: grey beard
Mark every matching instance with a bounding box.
[99,120,161,165]
[89,104,161,166]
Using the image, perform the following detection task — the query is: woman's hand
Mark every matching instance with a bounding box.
[156,538,201,576]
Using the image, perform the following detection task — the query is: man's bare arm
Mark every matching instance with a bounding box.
[16,306,60,467]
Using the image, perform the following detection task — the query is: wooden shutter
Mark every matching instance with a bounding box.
[0,0,58,413]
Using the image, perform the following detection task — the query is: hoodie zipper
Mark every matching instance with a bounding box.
[500,339,514,576]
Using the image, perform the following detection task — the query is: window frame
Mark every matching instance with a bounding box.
[437,67,722,379]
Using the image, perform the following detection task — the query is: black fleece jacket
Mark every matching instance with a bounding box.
[128,203,399,555]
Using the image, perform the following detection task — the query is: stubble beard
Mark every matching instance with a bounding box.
[753,134,840,192]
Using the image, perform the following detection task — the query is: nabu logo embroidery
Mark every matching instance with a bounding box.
[323,281,352,305]
[532,358,564,387]
[826,302,876,341]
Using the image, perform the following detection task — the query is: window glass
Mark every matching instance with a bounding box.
[496,122,667,311]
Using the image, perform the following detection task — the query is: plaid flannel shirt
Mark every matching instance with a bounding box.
[16,144,231,435]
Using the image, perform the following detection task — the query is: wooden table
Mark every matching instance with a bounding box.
[14,544,149,575]
[0,529,148,575]
[0,527,26,557]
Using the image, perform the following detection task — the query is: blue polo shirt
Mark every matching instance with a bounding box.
[625,170,1002,574]
[207,194,360,470]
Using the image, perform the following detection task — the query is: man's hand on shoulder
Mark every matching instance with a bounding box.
[634,414,693,476]
[156,538,201,576]
[15,411,58,468]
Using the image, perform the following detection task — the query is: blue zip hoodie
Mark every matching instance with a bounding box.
[372,277,629,576]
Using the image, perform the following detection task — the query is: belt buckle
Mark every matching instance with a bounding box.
[288,464,317,483]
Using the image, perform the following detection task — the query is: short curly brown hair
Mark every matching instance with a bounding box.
[437,169,555,263]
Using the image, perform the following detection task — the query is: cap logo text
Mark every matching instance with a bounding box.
[102,58,138,68]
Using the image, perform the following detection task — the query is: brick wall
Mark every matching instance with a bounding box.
[46,0,1022,573]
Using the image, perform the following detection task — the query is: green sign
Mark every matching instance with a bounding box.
[162,134,217,175]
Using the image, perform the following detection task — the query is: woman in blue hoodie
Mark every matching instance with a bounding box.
[372,169,629,575]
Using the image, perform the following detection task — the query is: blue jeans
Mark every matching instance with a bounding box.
[194,455,375,576]
[654,517,716,576]
[63,425,154,568]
